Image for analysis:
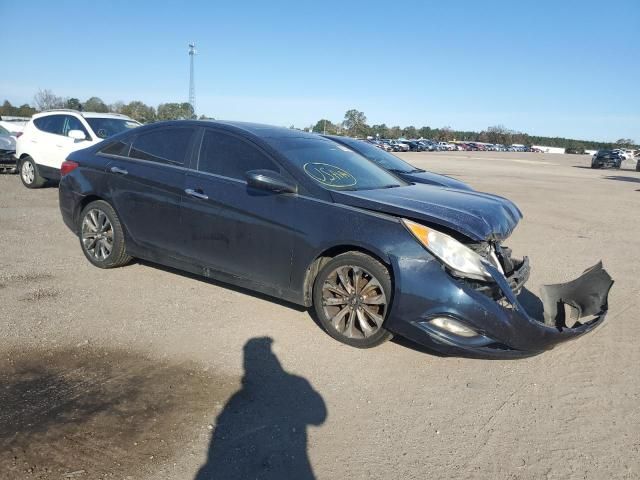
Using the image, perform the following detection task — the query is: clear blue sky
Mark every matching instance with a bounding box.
[2,0,639,142]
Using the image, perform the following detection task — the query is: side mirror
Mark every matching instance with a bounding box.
[245,170,297,194]
[68,129,87,141]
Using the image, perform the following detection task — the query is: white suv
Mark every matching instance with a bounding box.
[16,110,140,188]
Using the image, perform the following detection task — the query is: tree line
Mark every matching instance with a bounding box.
[0,92,634,151]
[312,110,636,151]
[0,89,208,124]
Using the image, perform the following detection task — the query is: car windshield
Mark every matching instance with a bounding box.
[332,137,422,174]
[271,137,408,191]
[85,117,140,139]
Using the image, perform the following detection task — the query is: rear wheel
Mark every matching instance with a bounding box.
[20,156,46,188]
[312,252,393,348]
[79,200,132,269]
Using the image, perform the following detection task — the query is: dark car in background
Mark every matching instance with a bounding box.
[58,121,612,357]
[0,124,17,173]
[323,134,473,190]
[591,150,623,169]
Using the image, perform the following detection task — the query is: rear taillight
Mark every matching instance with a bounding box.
[61,160,79,176]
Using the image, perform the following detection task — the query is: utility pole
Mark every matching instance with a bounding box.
[188,42,196,117]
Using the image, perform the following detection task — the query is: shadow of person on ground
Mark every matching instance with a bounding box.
[195,337,327,480]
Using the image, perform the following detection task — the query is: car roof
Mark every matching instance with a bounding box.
[32,109,134,121]
[208,120,319,140]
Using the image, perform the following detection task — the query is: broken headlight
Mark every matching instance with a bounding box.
[402,219,493,281]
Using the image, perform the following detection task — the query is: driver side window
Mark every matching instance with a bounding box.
[62,115,90,139]
[198,130,279,180]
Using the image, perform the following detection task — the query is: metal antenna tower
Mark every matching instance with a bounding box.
[188,42,196,116]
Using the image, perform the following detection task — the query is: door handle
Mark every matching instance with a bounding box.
[110,166,128,175]
[185,188,208,200]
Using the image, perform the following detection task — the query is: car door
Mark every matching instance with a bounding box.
[102,126,197,258]
[55,115,93,166]
[181,128,296,290]
[31,114,66,168]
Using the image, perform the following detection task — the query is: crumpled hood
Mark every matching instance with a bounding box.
[401,170,473,191]
[332,184,522,241]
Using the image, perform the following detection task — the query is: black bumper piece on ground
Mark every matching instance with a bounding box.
[539,261,613,329]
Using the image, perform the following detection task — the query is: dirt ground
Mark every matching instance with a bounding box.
[1,151,639,479]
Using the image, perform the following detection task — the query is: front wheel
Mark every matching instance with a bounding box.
[312,252,393,348]
[79,200,132,269]
[20,156,46,188]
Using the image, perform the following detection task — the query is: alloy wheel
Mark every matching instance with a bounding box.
[81,209,114,261]
[21,161,35,184]
[321,265,387,339]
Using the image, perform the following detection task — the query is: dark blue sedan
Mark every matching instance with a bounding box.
[58,121,612,357]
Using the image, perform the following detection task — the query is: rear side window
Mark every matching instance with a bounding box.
[33,115,65,135]
[130,127,195,165]
[100,140,130,156]
[198,130,278,179]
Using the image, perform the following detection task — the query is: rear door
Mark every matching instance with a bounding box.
[102,126,197,258]
[181,128,296,290]
[31,114,66,168]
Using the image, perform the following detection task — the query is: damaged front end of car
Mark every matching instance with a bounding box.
[386,220,614,358]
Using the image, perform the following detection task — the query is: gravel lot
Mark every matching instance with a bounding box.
[1,151,639,479]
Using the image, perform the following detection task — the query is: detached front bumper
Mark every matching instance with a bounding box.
[386,252,613,358]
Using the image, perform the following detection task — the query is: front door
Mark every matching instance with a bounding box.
[181,128,297,291]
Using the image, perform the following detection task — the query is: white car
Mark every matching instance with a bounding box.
[437,141,455,151]
[0,119,27,140]
[16,110,140,188]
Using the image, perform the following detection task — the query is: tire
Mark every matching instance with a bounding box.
[636,161,640,172]
[591,162,600,169]
[78,200,132,269]
[312,252,393,348]
[19,156,46,188]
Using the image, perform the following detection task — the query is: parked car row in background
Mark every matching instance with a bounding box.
[3,110,640,181]
[366,138,543,153]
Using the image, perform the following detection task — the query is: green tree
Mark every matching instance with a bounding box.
[120,101,156,123]
[312,119,338,135]
[417,126,433,139]
[65,98,82,111]
[16,104,37,117]
[388,126,402,139]
[156,102,194,121]
[370,124,389,138]
[83,97,109,113]
[436,126,454,141]
[615,138,634,148]
[342,109,368,137]
[402,126,418,139]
